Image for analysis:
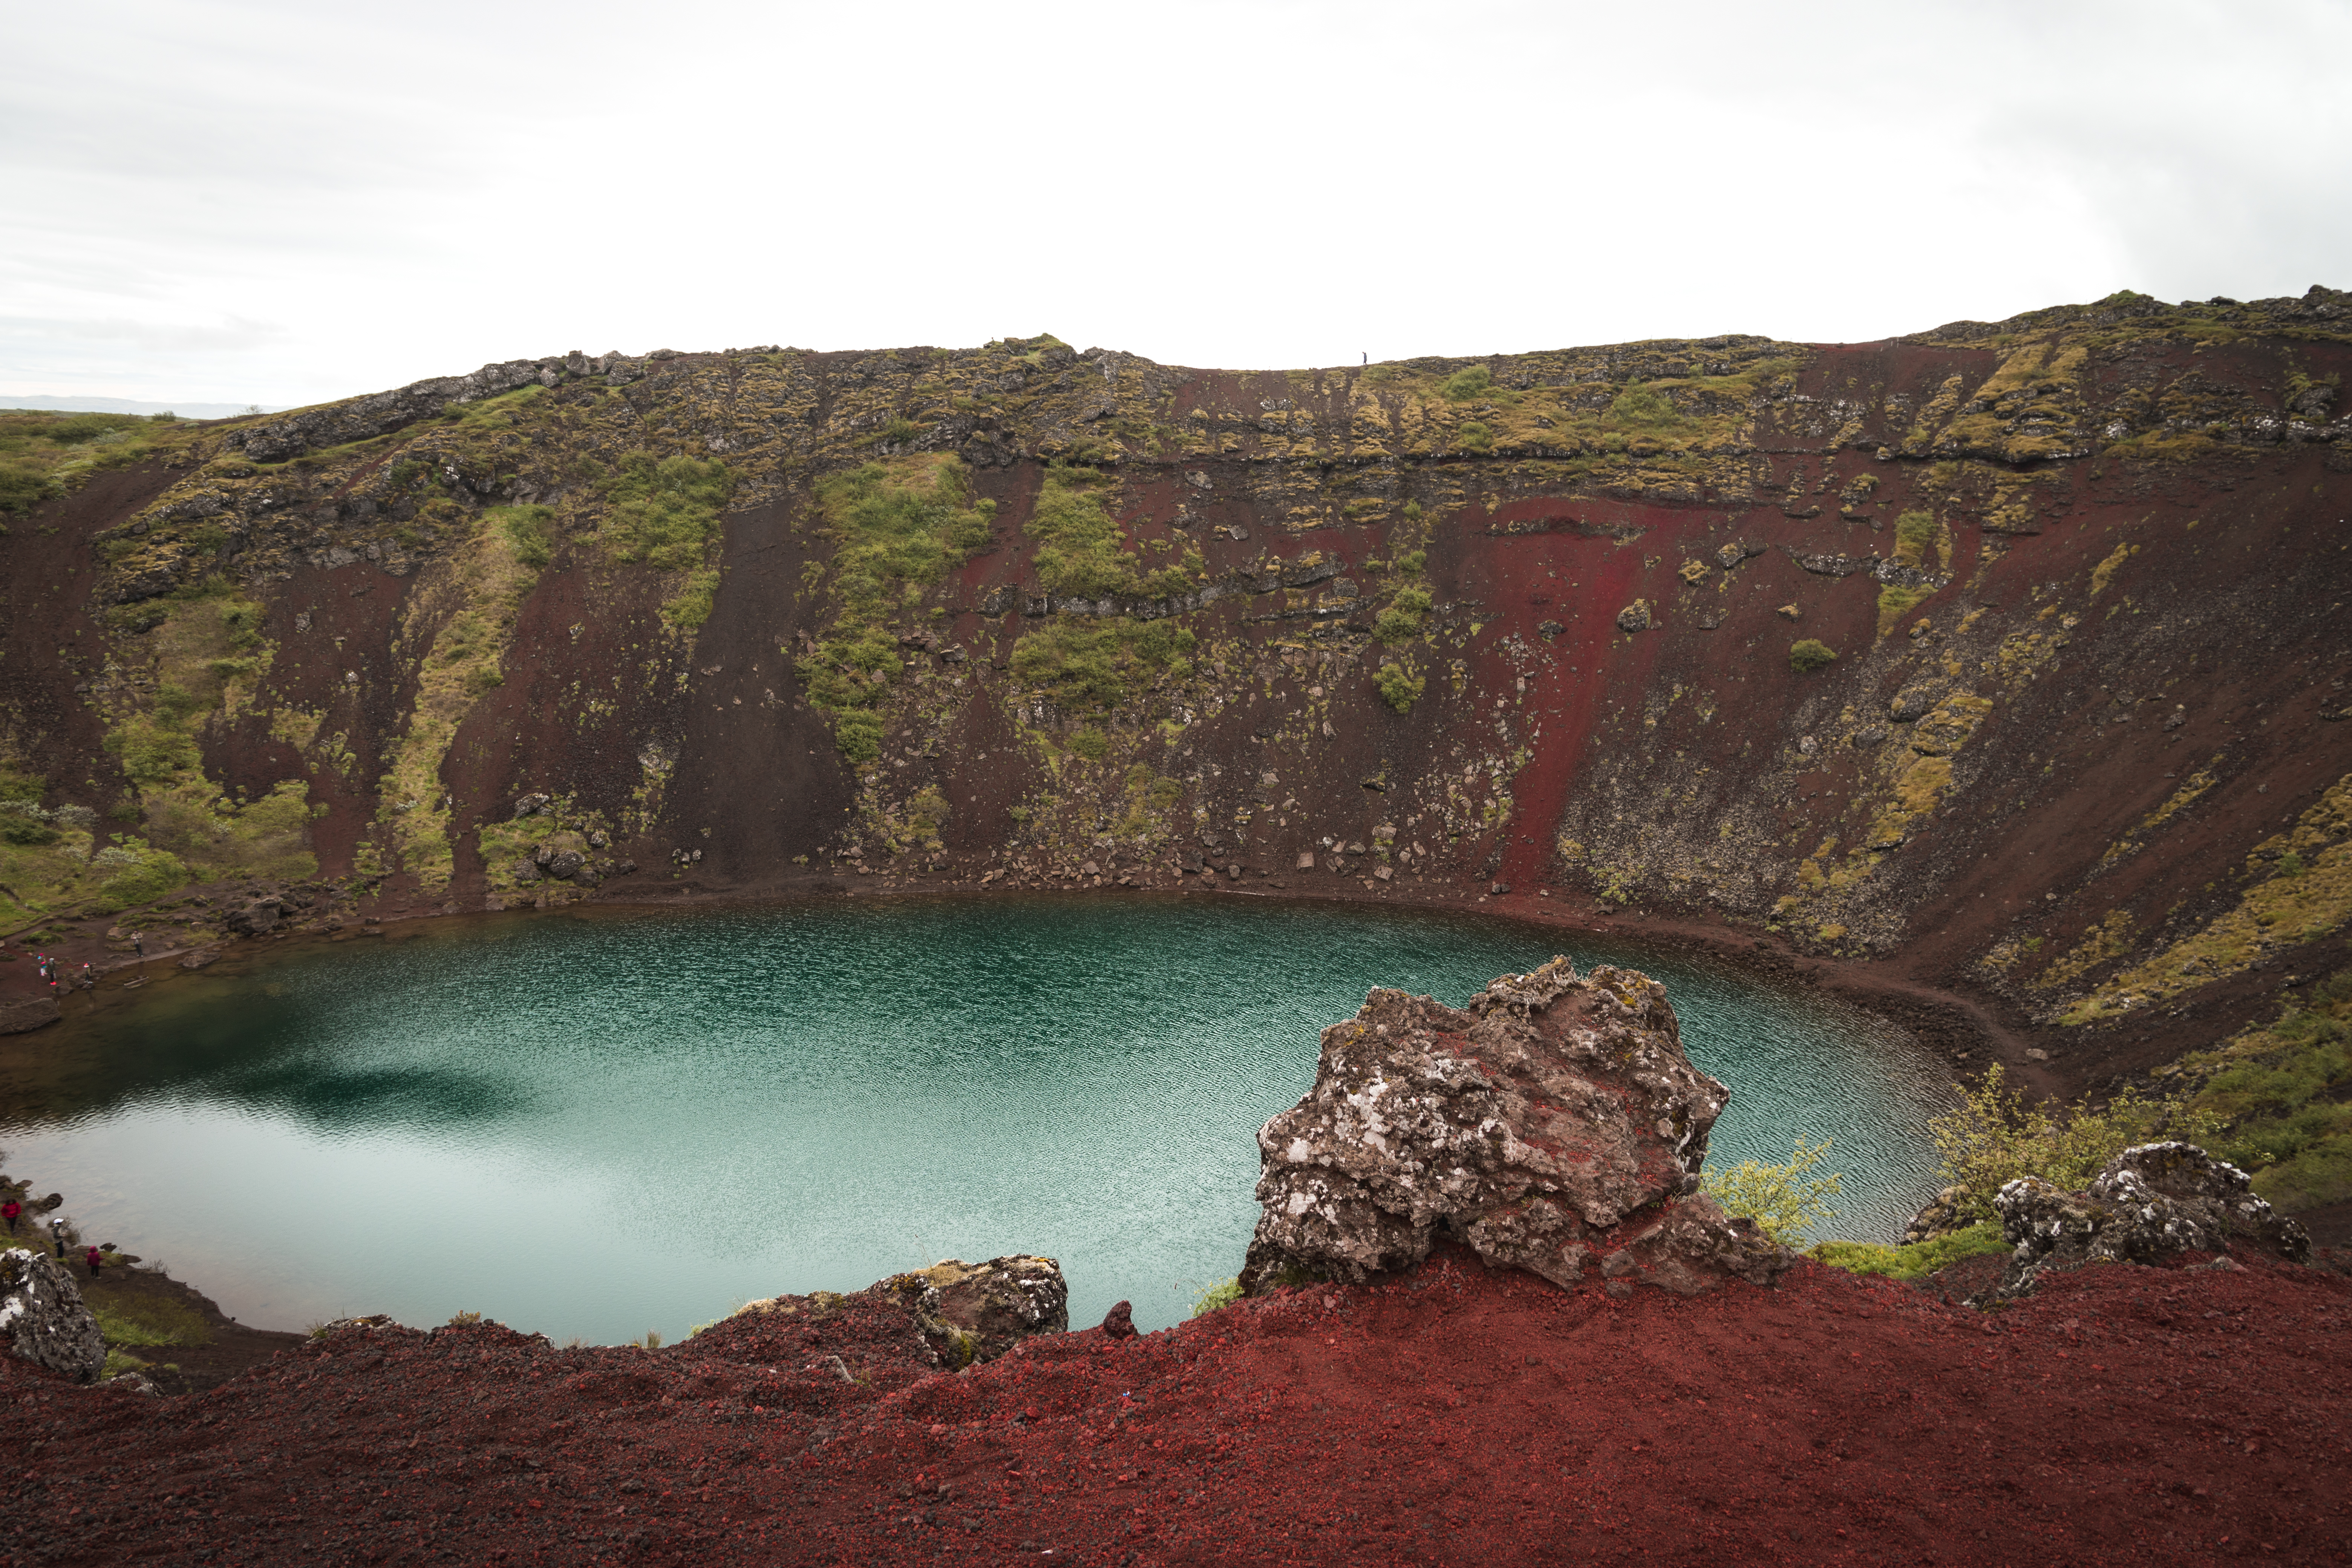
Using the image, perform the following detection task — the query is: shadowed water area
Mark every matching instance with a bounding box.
[0,897,1953,1340]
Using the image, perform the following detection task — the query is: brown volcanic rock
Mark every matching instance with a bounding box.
[1240,957,1793,1296]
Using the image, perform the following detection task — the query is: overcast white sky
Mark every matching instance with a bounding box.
[6,0,2349,409]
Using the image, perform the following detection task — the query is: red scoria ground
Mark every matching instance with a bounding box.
[2,1245,2348,1568]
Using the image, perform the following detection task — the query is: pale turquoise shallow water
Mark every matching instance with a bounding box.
[0,896,1952,1340]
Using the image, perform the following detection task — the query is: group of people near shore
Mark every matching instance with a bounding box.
[29,954,92,991]
[0,1187,103,1276]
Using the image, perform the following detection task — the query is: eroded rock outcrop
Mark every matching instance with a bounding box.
[879,1255,1068,1367]
[0,1248,106,1382]
[703,1254,1068,1376]
[1240,958,1793,1297]
[1980,1141,2313,1302]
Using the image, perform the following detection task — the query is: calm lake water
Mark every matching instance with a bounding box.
[0,896,1952,1340]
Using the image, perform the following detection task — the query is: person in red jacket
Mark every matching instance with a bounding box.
[1,1200,19,1236]
[83,1246,101,1278]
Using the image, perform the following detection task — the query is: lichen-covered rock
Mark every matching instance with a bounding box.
[1980,1141,2312,1302]
[1903,1185,1971,1244]
[223,899,283,937]
[1240,958,1794,1297]
[0,1248,106,1382]
[880,1255,1068,1367]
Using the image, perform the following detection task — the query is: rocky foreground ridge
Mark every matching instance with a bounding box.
[2,286,2351,1114]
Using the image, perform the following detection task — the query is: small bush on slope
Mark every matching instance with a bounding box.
[600,452,734,570]
[1373,662,1425,714]
[1191,1278,1242,1317]
[1929,1064,2225,1224]
[1701,1138,1842,1245]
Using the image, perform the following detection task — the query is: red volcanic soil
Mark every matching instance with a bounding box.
[6,1246,2348,1567]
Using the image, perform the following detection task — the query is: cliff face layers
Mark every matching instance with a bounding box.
[4,289,2351,1084]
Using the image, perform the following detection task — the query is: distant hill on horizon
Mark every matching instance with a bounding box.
[0,393,285,420]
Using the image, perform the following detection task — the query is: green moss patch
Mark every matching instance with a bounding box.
[0,409,204,517]
[1811,1223,2009,1282]
[799,456,996,759]
[1023,464,1197,600]
[1008,619,1196,712]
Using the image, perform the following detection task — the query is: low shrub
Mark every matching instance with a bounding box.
[1375,586,1433,646]
[906,786,949,839]
[832,709,884,764]
[601,452,734,570]
[0,460,54,514]
[1373,662,1425,714]
[817,456,994,612]
[102,718,201,786]
[1191,1277,1242,1316]
[1606,381,1680,430]
[1438,365,1491,401]
[1701,1138,1842,1245]
[663,567,720,631]
[1929,1064,2226,1224]
[1876,582,1935,637]
[1024,463,1187,599]
[1892,510,1937,567]
[1789,638,1838,672]
[1007,620,1195,712]
[91,839,189,911]
[493,504,556,568]
[0,812,57,847]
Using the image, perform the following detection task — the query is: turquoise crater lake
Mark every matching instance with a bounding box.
[0,897,1953,1340]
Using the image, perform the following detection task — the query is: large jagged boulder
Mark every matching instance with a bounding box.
[1980,1141,2312,1302]
[0,1248,107,1382]
[1240,958,1794,1297]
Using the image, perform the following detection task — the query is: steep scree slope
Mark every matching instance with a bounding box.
[4,290,2352,1095]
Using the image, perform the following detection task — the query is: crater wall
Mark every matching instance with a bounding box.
[5,291,2351,1092]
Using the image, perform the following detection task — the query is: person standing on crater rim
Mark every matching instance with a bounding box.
[48,1216,66,1260]
[83,1246,101,1279]
[1,1197,18,1236]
